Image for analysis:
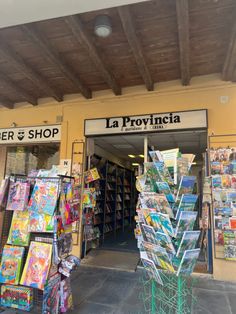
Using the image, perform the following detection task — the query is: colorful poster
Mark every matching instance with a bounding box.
[29,211,54,233]
[176,231,200,258]
[1,285,33,311]
[6,181,30,211]
[28,179,59,216]
[7,211,30,246]
[0,246,24,285]
[20,242,52,290]
[177,249,200,276]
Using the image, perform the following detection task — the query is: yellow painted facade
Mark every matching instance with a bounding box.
[0,74,236,281]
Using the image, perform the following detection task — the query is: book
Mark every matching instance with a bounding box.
[42,273,61,314]
[0,246,24,285]
[29,211,54,233]
[175,211,197,236]
[176,176,196,200]
[20,241,52,290]
[7,211,30,246]
[177,248,200,276]
[176,231,200,258]
[156,181,175,203]
[6,181,30,211]
[175,194,198,220]
[28,179,59,216]
[84,168,100,184]
[1,285,33,311]
[212,175,222,189]
[141,258,163,285]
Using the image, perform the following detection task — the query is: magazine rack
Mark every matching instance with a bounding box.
[141,269,196,314]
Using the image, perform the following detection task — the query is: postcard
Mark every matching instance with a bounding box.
[176,231,200,258]
[176,248,200,276]
[175,211,197,236]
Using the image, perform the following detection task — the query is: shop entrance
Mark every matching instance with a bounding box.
[83,129,210,273]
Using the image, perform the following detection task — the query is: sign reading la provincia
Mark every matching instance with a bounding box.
[84,110,207,136]
[0,124,61,144]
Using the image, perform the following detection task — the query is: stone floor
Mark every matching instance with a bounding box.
[70,266,236,314]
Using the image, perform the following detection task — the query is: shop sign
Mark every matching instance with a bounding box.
[84,110,207,136]
[0,124,61,144]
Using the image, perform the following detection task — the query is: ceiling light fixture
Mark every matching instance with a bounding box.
[128,154,136,158]
[139,154,144,158]
[132,163,139,166]
[94,15,112,38]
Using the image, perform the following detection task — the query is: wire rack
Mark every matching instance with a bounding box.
[140,268,197,314]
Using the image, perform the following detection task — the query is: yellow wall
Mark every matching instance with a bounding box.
[1,74,236,281]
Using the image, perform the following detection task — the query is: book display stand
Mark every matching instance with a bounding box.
[0,170,80,313]
[135,149,200,314]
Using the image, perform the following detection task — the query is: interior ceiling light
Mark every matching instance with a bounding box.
[132,163,139,166]
[94,15,112,38]
[139,154,144,158]
[128,154,136,158]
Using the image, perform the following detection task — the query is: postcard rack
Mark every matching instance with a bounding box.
[0,173,80,313]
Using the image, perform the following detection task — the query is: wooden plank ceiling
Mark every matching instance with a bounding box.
[0,0,235,109]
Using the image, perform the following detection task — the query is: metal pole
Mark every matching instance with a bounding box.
[144,136,148,163]
[151,279,156,314]
[177,276,183,314]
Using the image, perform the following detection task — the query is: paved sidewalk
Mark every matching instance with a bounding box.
[71,266,236,314]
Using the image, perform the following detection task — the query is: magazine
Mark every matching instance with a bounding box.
[176,176,196,200]
[6,181,30,211]
[177,248,200,276]
[156,181,175,203]
[0,246,24,285]
[175,211,197,236]
[175,194,198,219]
[84,168,100,184]
[176,231,200,258]
[141,258,163,285]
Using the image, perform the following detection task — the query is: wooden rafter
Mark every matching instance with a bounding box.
[0,41,63,102]
[118,6,154,91]
[222,15,236,81]
[64,16,121,96]
[176,0,190,86]
[0,74,37,106]
[22,24,92,99]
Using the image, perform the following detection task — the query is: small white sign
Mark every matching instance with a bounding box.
[84,110,207,136]
[60,159,72,175]
[0,124,61,144]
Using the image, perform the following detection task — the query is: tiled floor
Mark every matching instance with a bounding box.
[71,266,236,314]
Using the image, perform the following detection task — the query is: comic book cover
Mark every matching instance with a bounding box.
[156,182,175,203]
[84,168,100,184]
[0,246,24,285]
[82,188,96,208]
[212,175,222,189]
[29,212,54,233]
[176,231,200,258]
[175,211,197,236]
[176,176,196,200]
[7,211,30,246]
[28,179,59,216]
[6,181,30,211]
[175,194,198,220]
[20,241,52,290]
[42,273,61,314]
[176,248,200,276]
[1,285,33,311]
[141,258,163,285]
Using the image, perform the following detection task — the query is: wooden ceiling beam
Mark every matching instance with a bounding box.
[64,16,121,96]
[0,74,37,106]
[118,6,154,91]
[222,15,236,81]
[176,0,190,86]
[0,41,63,102]
[22,24,92,99]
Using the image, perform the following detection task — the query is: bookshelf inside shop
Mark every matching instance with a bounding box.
[89,156,135,242]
